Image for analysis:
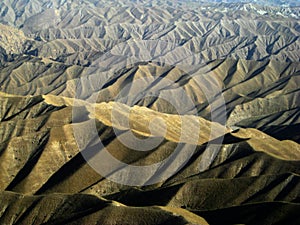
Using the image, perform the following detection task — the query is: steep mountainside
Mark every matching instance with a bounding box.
[0,0,299,225]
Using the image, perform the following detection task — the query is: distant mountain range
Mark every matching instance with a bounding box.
[198,0,300,7]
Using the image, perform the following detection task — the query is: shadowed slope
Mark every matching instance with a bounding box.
[0,191,209,225]
[0,1,300,224]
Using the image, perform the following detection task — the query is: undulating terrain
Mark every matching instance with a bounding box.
[0,0,299,224]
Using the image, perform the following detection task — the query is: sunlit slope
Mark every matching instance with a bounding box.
[0,93,299,191]
[0,1,300,224]
[0,93,299,224]
[0,191,209,225]
[1,57,299,141]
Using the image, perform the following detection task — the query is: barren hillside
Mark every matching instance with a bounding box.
[0,0,299,224]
